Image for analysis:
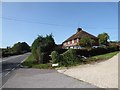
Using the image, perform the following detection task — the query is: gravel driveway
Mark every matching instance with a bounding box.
[58,53,119,88]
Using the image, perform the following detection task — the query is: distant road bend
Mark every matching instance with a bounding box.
[1,53,31,87]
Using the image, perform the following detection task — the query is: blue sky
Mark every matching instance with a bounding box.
[1,2,118,48]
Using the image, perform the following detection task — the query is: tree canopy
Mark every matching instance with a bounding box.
[79,36,95,47]
[12,42,31,54]
[97,32,109,45]
[31,34,55,63]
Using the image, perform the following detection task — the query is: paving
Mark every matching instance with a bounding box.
[58,53,119,88]
[2,68,99,88]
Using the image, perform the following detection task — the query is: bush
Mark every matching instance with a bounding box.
[51,51,60,63]
[31,34,55,64]
[75,45,119,57]
[60,49,80,67]
[53,46,67,54]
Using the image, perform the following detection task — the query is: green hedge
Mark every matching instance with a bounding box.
[75,45,119,57]
[51,51,60,63]
[51,45,119,67]
[51,49,81,67]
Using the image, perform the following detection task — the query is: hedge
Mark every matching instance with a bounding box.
[51,45,119,67]
[75,45,119,57]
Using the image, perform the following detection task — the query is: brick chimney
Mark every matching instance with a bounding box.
[77,28,82,32]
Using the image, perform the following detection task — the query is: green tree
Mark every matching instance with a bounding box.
[98,32,109,45]
[31,34,55,64]
[79,36,95,47]
[12,42,22,54]
[12,42,30,54]
[21,42,31,53]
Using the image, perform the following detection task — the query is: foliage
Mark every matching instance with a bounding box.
[51,51,60,63]
[83,51,118,64]
[98,32,109,45]
[2,42,30,57]
[79,36,95,47]
[31,34,55,64]
[12,42,30,54]
[22,54,52,69]
[60,49,80,67]
[22,54,35,68]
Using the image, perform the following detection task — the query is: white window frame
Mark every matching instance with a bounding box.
[77,38,79,43]
[72,40,74,44]
[68,41,70,44]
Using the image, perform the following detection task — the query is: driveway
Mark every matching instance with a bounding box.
[2,68,99,88]
[58,53,119,88]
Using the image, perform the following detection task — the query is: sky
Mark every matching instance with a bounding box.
[1,2,118,48]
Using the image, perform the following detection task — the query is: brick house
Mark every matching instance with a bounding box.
[62,28,98,49]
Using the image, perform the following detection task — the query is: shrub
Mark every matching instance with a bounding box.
[31,34,55,64]
[51,51,60,63]
[60,49,80,67]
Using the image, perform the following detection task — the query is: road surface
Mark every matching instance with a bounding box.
[0,53,31,88]
[2,68,100,88]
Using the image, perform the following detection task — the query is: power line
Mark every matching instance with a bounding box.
[0,16,76,27]
[0,16,117,29]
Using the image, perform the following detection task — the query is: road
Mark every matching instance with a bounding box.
[0,53,31,88]
[2,68,100,88]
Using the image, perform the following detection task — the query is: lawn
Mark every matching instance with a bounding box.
[83,51,119,64]
[92,51,118,60]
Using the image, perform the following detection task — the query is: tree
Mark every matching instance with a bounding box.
[12,42,30,54]
[98,32,109,45]
[31,34,55,64]
[12,42,22,54]
[21,42,31,53]
[79,36,95,47]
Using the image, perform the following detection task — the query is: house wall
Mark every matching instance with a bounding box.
[63,39,79,48]
[63,38,99,49]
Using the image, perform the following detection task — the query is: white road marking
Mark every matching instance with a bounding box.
[5,72,10,76]
[11,68,15,71]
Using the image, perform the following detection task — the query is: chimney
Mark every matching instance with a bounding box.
[77,28,82,32]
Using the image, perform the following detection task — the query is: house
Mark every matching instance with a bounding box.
[62,28,98,49]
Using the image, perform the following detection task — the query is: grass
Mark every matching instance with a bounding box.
[83,51,119,64]
[22,54,52,69]
[91,51,118,60]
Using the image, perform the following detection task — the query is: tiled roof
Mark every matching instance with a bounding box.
[64,28,97,42]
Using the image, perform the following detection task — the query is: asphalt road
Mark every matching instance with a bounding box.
[1,53,31,88]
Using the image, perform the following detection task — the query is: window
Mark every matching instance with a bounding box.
[77,38,79,43]
[72,40,74,44]
[68,41,70,44]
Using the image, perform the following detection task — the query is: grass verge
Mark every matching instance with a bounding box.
[82,51,119,64]
[22,54,52,69]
